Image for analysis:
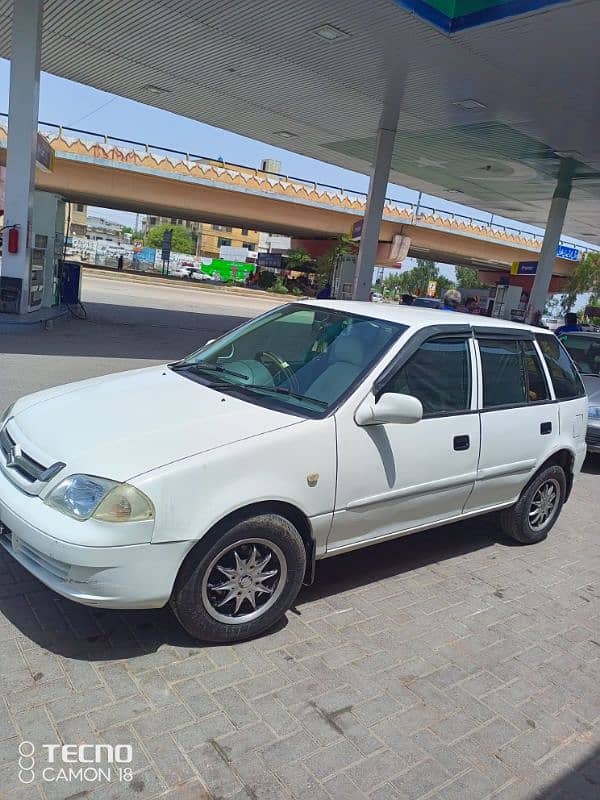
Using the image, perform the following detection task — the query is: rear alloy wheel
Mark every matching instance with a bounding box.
[171,514,306,642]
[500,465,566,544]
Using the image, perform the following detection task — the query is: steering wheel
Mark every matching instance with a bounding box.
[257,351,300,392]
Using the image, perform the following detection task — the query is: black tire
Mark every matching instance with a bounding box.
[170,513,306,643]
[499,465,566,544]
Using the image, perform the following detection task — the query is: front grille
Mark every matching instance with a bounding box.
[0,425,48,483]
[586,427,600,448]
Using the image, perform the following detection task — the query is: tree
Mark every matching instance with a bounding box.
[145,223,194,255]
[455,266,489,290]
[562,251,600,312]
[382,259,455,298]
[122,226,144,239]
[315,234,356,289]
[286,248,311,271]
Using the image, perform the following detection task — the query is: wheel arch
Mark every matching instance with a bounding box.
[537,448,575,501]
[177,500,316,589]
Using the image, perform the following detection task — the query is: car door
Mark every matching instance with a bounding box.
[464,330,560,513]
[328,328,480,554]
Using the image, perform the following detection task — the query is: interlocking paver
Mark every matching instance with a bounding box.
[1,323,599,800]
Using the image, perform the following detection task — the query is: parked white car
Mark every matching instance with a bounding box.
[170,265,210,281]
[0,302,588,642]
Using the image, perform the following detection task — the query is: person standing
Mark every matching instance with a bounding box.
[441,288,461,311]
[555,312,582,336]
[464,297,480,314]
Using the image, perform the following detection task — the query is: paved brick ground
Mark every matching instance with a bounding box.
[1,278,599,799]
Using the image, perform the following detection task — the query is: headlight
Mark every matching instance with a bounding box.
[46,475,154,522]
[0,402,15,428]
[588,405,600,421]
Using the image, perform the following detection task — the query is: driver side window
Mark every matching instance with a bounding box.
[382,336,472,416]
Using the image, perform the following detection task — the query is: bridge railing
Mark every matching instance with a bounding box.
[1,113,596,258]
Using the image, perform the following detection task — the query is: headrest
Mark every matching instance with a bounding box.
[331,334,365,366]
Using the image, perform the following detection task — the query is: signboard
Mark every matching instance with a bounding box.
[161,229,173,263]
[133,239,144,253]
[426,280,437,297]
[36,134,54,172]
[351,219,363,241]
[220,245,248,262]
[257,252,283,269]
[556,244,579,261]
[511,260,538,276]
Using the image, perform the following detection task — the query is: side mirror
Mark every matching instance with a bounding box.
[355,392,423,426]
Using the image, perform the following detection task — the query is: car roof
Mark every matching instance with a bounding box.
[560,331,600,337]
[299,299,541,334]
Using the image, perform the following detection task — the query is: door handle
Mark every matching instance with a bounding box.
[453,435,470,451]
[540,422,552,435]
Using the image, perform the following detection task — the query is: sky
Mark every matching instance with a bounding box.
[0,59,591,304]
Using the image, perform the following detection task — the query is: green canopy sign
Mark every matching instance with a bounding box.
[394,0,568,33]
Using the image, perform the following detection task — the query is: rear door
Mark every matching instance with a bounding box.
[465,330,559,512]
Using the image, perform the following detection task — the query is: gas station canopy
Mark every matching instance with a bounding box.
[0,0,598,244]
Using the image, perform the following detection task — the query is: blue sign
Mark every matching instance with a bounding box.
[556,244,579,261]
[511,260,538,276]
[351,219,363,241]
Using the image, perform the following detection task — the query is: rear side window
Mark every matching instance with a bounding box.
[536,334,585,400]
[383,336,471,416]
[479,339,527,407]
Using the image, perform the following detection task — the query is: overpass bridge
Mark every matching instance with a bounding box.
[0,119,588,281]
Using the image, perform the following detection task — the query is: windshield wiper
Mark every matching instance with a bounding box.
[204,381,327,408]
[169,361,249,380]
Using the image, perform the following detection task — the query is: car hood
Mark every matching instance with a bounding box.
[9,366,301,481]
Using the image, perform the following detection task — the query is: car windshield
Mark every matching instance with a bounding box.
[172,304,405,416]
[559,333,600,375]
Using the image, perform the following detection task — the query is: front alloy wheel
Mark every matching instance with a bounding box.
[202,539,287,624]
[171,514,306,642]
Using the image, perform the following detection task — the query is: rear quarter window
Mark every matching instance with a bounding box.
[536,334,586,400]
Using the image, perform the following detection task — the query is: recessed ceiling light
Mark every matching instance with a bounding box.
[143,84,171,95]
[452,99,487,111]
[312,24,351,41]
[274,131,297,138]
[554,150,582,160]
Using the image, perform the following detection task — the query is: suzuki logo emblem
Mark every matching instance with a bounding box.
[6,444,22,468]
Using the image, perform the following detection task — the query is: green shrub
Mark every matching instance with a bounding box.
[257,271,276,289]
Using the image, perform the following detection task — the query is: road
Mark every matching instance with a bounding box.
[1,273,282,407]
[81,273,281,320]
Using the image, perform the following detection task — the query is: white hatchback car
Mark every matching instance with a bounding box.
[0,302,588,642]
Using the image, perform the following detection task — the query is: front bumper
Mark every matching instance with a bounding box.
[586,424,600,454]
[0,473,191,609]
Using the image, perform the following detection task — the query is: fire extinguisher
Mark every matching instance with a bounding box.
[7,225,19,254]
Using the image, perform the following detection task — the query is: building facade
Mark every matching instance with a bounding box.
[86,214,126,243]
[143,215,260,258]
[64,201,88,237]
